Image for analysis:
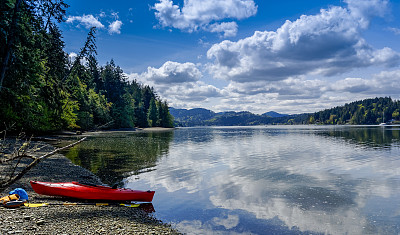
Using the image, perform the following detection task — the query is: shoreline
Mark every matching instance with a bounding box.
[30,127,176,140]
[0,139,180,234]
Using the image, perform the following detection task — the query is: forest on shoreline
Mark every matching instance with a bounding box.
[171,97,400,126]
[308,97,400,125]
[0,0,173,134]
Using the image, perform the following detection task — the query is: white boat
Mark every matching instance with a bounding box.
[379,112,387,126]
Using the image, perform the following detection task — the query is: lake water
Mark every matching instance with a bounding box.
[61,126,400,234]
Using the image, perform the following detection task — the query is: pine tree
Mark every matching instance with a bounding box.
[0,1,173,132]
[147,98,158,127]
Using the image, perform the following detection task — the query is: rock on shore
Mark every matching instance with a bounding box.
[0,140,180,234]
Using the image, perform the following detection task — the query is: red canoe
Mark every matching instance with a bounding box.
[30,181,155,202]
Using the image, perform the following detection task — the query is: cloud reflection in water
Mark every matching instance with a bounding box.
[126,126,400,234]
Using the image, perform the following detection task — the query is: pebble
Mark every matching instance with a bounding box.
[36,220,45,226]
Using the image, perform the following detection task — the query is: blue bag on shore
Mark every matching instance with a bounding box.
[9,188,29,201]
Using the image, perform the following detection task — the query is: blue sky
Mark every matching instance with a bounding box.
[61,0,400,114]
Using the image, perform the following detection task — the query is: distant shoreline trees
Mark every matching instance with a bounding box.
[307,97,400,125]
[0,0,173,133]
[170,97,400,126]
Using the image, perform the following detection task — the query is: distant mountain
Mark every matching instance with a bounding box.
[169,108,215,126]
[170,97,400,126]
[262,111,288,117]
[169,107,307,126]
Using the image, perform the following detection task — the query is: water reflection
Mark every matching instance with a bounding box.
[318,126,400,149]
[124,126,400,234]
[61,130,174,186]
[59,126,400,234]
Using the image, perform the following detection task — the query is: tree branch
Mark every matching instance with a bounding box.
[1,153,38,163]
[0,137,86,191]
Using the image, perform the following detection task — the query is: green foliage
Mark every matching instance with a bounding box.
[60,92,79,129]
[308,97,400,125]
[393,110,399,119]
[0,1,173,133]
[157,100,174,128]
[147,98,158,127]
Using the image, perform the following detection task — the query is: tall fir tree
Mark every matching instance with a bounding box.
[147,98,158,127]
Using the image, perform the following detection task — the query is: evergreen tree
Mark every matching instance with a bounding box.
[158,100,174,127]
[142,85,154,111]
[0,0,23,91]
[147,98,158,127]
[0,0,173,132]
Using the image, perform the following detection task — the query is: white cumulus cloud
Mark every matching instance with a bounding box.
[132,61,202,84]
[108,20,123,34]
[345,0,389,28]
[330,70,400,95]
[127,61,222,108]
[206,0,399,82]
[67,13,124,35]
[153,0,257,37]
[213,68,400,114]
[66,14,104,29]
[207,22,238,38]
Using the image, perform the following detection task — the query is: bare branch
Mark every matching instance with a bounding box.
[0,137,86,191]
[1,153,38,163]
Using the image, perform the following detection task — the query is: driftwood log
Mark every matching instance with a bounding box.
[0,137,86,192]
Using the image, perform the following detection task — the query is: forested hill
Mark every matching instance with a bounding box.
[0,1,173,133]
[169,108,306,126]
[170,97,400,126]
[308,97,400,125]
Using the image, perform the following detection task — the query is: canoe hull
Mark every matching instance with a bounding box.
[30,181,155,202]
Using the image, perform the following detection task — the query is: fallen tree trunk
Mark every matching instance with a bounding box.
[0,137,86,192]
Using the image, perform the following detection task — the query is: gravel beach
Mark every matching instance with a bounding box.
[0,139,181,234]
